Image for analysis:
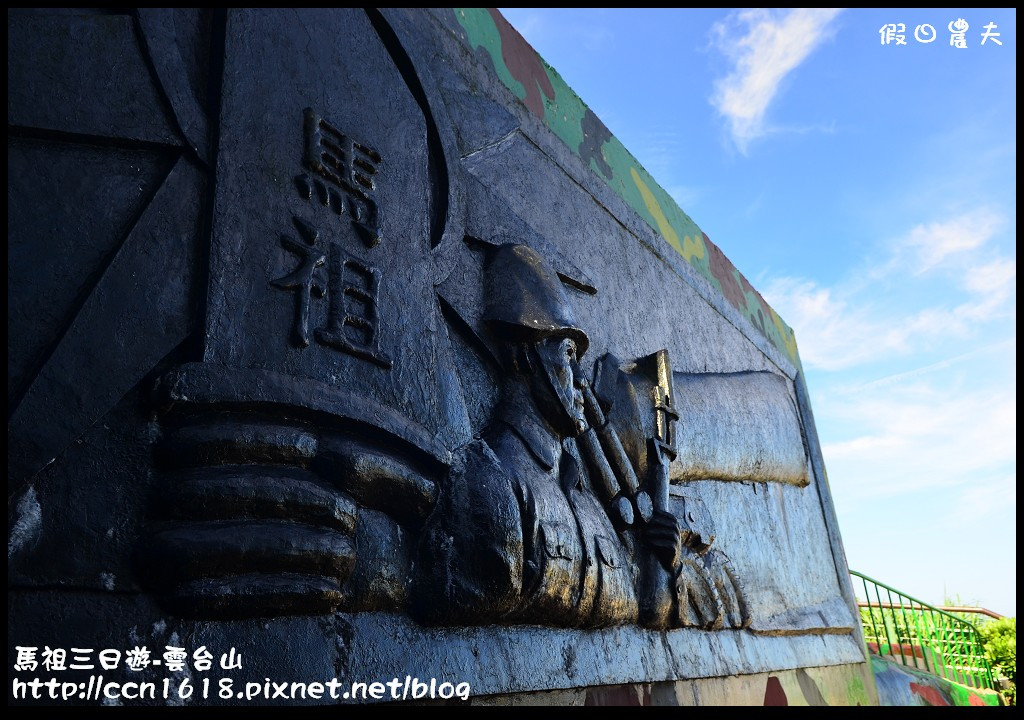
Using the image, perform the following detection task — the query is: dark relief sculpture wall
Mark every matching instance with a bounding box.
[8,8,865,704]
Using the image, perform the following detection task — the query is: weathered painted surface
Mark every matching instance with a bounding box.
[471,662,878,706]
[445,8,799,366]
[671,371,810,486]
[8,7,869,706]
[870,655,1004,706]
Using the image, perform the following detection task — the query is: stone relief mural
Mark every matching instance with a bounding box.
[9,9,863,703]
[141,237,798,631]
[417,243,750,630]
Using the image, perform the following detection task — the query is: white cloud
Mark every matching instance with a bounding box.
[763,278,912,370]
[821,340,1017,614]
[899,209,1005,273]
[963,258,1016,296]
[768,201,1016,614]
[764,206,1015,371]
[710,8,842,152]
[820,375,1017,507]
[765,274,1014,371]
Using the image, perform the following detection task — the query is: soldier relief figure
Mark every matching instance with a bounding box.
[415,244,749,631]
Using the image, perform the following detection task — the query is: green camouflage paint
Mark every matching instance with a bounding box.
[846,671,870,706]
[450,8,800,366]
[870,655,1004,706]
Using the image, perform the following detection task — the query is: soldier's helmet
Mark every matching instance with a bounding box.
[483,243,589,357]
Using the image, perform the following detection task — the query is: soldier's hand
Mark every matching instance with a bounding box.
[643,509,681,569]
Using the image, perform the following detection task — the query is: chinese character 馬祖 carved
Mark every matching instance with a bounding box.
[315,246,390,368]
[296,108,382,248]
[271,215,391,368]
[270,217,326,348]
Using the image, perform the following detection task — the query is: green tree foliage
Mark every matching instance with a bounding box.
[978,616,1016,705]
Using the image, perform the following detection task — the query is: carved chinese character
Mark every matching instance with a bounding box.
[315,245,391,368]
[271,216,390,367]
[270,217,327,348]
[296,108,382,248]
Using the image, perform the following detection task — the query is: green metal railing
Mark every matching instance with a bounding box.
[851,570,996,691]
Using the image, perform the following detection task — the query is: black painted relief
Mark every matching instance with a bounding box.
[9,10,854,705]
[274,108,390,365]
[416,244,749,630]
[299,107,383,248]
[140,238,751,629]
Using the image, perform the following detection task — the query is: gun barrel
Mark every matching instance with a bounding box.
[577,429,618,503]
[579,382,653,523]
[580,384,640,497]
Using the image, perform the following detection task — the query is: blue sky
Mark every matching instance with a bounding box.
[501,8,1017,616]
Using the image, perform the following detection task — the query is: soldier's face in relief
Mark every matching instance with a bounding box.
[533,336,587,437]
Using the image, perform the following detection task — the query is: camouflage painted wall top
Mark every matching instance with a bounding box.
[449,8,800,366]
